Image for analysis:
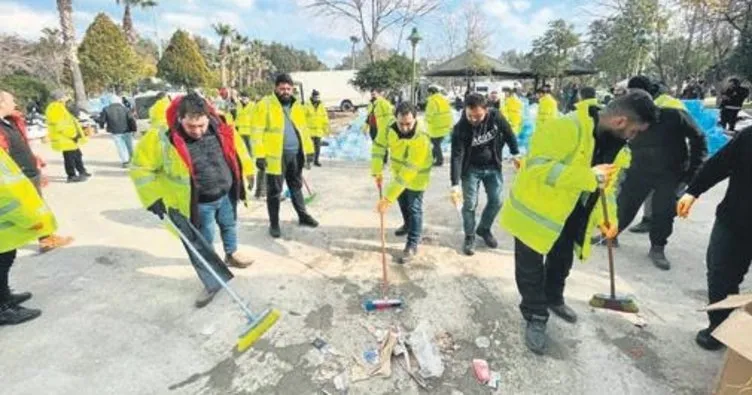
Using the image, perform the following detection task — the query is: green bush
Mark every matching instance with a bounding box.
[0,74,51,109]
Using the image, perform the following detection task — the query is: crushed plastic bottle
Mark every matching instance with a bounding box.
[408,320,445,379]
[683,100,729,156]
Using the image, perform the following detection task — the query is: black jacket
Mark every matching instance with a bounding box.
[99,103,135,134]
[450,108,519,186]
[687,127,752,232]
[721,86,750,109]
[627,107,707,182]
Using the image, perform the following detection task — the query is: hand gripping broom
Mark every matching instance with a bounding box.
[588,188,639,314]
[363,178,403,312]
[166,215,280,352]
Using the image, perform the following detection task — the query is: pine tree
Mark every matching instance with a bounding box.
[157,30,210,88]
[77,13,140,93]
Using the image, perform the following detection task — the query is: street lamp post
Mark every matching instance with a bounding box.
[408,27,422,105]
[349,35,359,70]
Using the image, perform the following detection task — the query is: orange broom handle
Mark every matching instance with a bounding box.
[378,181,388,300]
[600,187,617,299]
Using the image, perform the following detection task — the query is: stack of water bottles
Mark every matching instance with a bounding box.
[320,110,373,161]
[682,100,729,156]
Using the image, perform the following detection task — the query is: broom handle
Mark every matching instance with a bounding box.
[302,176,313,196]
[166,216,257,320]
[599,188,617,299]
[378,182,388,299]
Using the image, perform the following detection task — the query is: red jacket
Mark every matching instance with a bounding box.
[0,111,45,169]
[164,96,246,225]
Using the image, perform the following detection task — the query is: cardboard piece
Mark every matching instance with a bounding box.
[706,294,752,395]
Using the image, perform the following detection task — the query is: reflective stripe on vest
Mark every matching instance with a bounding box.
[0,200,20,217]
[508,191,564,233]
[527,114,583,187]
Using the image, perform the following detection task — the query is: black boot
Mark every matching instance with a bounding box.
[0,303,41,325]
[524,320,547,355]
[399,245,417,264]
[462,236,475,256]
[649,246,671,270]
[394,225,408,237]
[299,214,319,228]
[695,327,723,351]
[9,291,31,306]
[268,196,282,238]
[476,228,499,248]
[629,219,651,234]
[548,303,578,323]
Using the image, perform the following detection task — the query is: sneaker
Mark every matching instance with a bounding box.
[399,246,417,265]
[39,234,74,253]
[8,291,32,306]
[81,172,92,178]
[194,288,219,308]
[0,304,42,325]
[525,320,547,355]
[629,220,651,234]
[695,328,723,351]
[314,162,322,167]
[394,225,408,237]
[226,253,253,269]
[67,175,84,183]
[591,235,620,248]
[476,229,499,249]
[299,214,319,228]
[122,162,130,169]
[269,224,282,239]
[648,246,671,270]
[462,236,475,256]
[548,303,578,323]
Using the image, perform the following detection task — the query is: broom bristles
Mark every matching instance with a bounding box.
[236,308,281,352]
[589,294,639,314]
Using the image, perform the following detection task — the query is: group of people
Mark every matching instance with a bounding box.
[1,72,750,360]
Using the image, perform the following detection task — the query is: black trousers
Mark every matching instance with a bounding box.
[0,249,17,304]
[514,231,575,322]
[617,170,679,247]
[312,137,322,164]
[431,137,444,165]
[266,151,308,226]
[706,219,752,329]
[720,108,740,131]
[62,149,87,178]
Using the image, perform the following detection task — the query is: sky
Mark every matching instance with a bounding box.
[0,0,598,68]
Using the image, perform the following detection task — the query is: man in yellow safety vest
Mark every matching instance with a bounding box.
[424,86,453,167]
[45,90,90,183]
[305,89,330,167]
[500,90,658,354]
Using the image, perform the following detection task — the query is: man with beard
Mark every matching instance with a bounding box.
[500,90,658,354]
[251,73,319,238]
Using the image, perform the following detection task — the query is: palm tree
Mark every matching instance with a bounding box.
[212,23,234,87]
[116,0,158,45]
[349,35,360,69]
[56,0,87,109]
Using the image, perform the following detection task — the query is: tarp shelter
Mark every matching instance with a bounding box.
[424,50,523,78]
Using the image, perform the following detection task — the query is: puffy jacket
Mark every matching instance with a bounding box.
[235,101,255,137]
[250,94,314,175]
[502,95,524,134]
[129,96,254,228]
[0,148,57,253]
[365,97,394,137]
[501,111,625,260]
[536,94,558,131]
[148,97,170,132]
[424,93,453,138]
[374,121,433,202]
[99,103,135,134]
[45,101,87,152]
[305,102,330,138]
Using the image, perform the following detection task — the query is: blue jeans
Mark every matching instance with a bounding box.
[397,189,424,248]
[112,133,134,164]
[197,194,238,256]
[461,167,503,237]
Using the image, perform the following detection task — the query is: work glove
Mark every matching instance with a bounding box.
[255,158,266,171]
[592,164,617,189]
[677,193,697,219]
[598,221,619,239]
[147,199,166,219]
[449,185,462,207]
[306,154,313,170]
[376,197,390,214]
[246,176,255,192]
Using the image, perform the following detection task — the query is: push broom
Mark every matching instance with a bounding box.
[363,178,403,312]
[166,216,280,352]
[589,188,639,314]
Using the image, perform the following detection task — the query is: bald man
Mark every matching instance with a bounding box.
[0,91,73,252]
